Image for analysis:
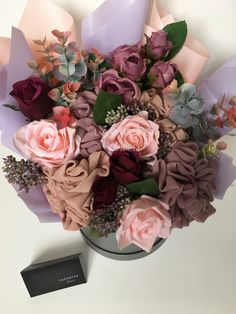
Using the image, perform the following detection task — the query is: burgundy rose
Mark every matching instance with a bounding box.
[147,30,172,60]
[111,42,146,81]
[92,176,118,210]
[96,69,141,105]
[149,61,178,88]
[10,77,54,120]
[110,150,142,185]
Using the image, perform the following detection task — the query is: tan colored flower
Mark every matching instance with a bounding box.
[43,151,110,231]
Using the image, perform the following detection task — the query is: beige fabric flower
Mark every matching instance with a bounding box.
[43,151,110,231]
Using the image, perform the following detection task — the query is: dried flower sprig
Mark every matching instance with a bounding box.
[89,185,132,236]
[105,104,128,126]
[2,156,46,193]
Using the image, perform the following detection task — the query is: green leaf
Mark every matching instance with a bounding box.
[163,21,187,61]
[93,90,122,124]
[175,71,185,87]
[89,228,104,238]
[127,178,159,197]
[2,104,20,111]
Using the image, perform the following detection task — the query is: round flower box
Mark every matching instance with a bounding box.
[81,228,166,261]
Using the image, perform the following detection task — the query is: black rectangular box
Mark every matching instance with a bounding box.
[21,254,86,297]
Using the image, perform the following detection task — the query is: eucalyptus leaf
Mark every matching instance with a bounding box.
[164,21,187,61]
[50,43,65,54]
[127,178,159,197]
[93,90,122,124]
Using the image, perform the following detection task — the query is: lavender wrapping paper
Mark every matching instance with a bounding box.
[81,0,149,55]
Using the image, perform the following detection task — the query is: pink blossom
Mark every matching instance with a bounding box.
[13,120,81,168]
[116,196,171,252]
[101,112,160,158]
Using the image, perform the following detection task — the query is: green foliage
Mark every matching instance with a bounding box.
[127,178,159,197]
[93,91,122,124]
[164,21,188,61]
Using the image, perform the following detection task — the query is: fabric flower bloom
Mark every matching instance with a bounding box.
[111,42,146,81]
[10,76,54,120]
[43,151,110,230]
[110,150,142,185]
[147,30,172,60]
[149,61,178,88]
[116,195,171,252]
[96,69,141,105]
[70,91,103,158]
[101,112,160,158]
[13,120,81,168]
[150,141,216,228]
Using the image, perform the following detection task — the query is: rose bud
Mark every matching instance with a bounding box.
[147,30,172,60]
[92,176,118,210]
[111,42,146,81]
[110,150,142,185]
[149,61,178,88]
[10,77,54,120]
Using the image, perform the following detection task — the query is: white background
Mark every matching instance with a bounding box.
[0,1,236,314]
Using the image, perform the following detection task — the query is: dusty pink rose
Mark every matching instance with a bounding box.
[111,42,146,80]
[116,195,171,252]
[149,61,178,88]
[101,112,160,158]
[96,69,141,105]
[147,30,172,60]
[13,120,81,168]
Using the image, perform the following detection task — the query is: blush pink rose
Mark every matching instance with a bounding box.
[116,195,171,252]
[13,120,81,168]
[101,112,160,158]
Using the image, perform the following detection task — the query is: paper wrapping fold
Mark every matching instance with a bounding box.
[145,1,209,83]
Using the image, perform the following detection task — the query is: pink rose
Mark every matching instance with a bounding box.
[149,61,178,88]
[101,112,160,158]
[116,196,171,252]
[13,120,81,168]
[96,69,141,105]
[111,42,146,80]
[147,30,172,60]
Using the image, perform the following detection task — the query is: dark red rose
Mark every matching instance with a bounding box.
[10,77,54,120]
[92,176,118,210]
[110,150,142,185]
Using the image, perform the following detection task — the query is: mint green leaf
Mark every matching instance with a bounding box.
[163,21,187,61]
[127,178,159,197]
[3,104,20,111]
[50,43,65,54]
[93,90,122,124]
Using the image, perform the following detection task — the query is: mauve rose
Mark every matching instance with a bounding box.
[147,30,172,60]
[110,150,142,185]
[111,42,146,80]
[92,176,118,210]
[10,77,54,120]
[149,61,178,88]
[116,195,171,252]
[96,69,141,105]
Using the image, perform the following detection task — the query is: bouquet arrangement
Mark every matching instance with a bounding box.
[1,0,236,254]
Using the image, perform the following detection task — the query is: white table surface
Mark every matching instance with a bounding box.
[0,1,236,313]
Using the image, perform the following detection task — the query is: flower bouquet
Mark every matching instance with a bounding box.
[1,0,236,259]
